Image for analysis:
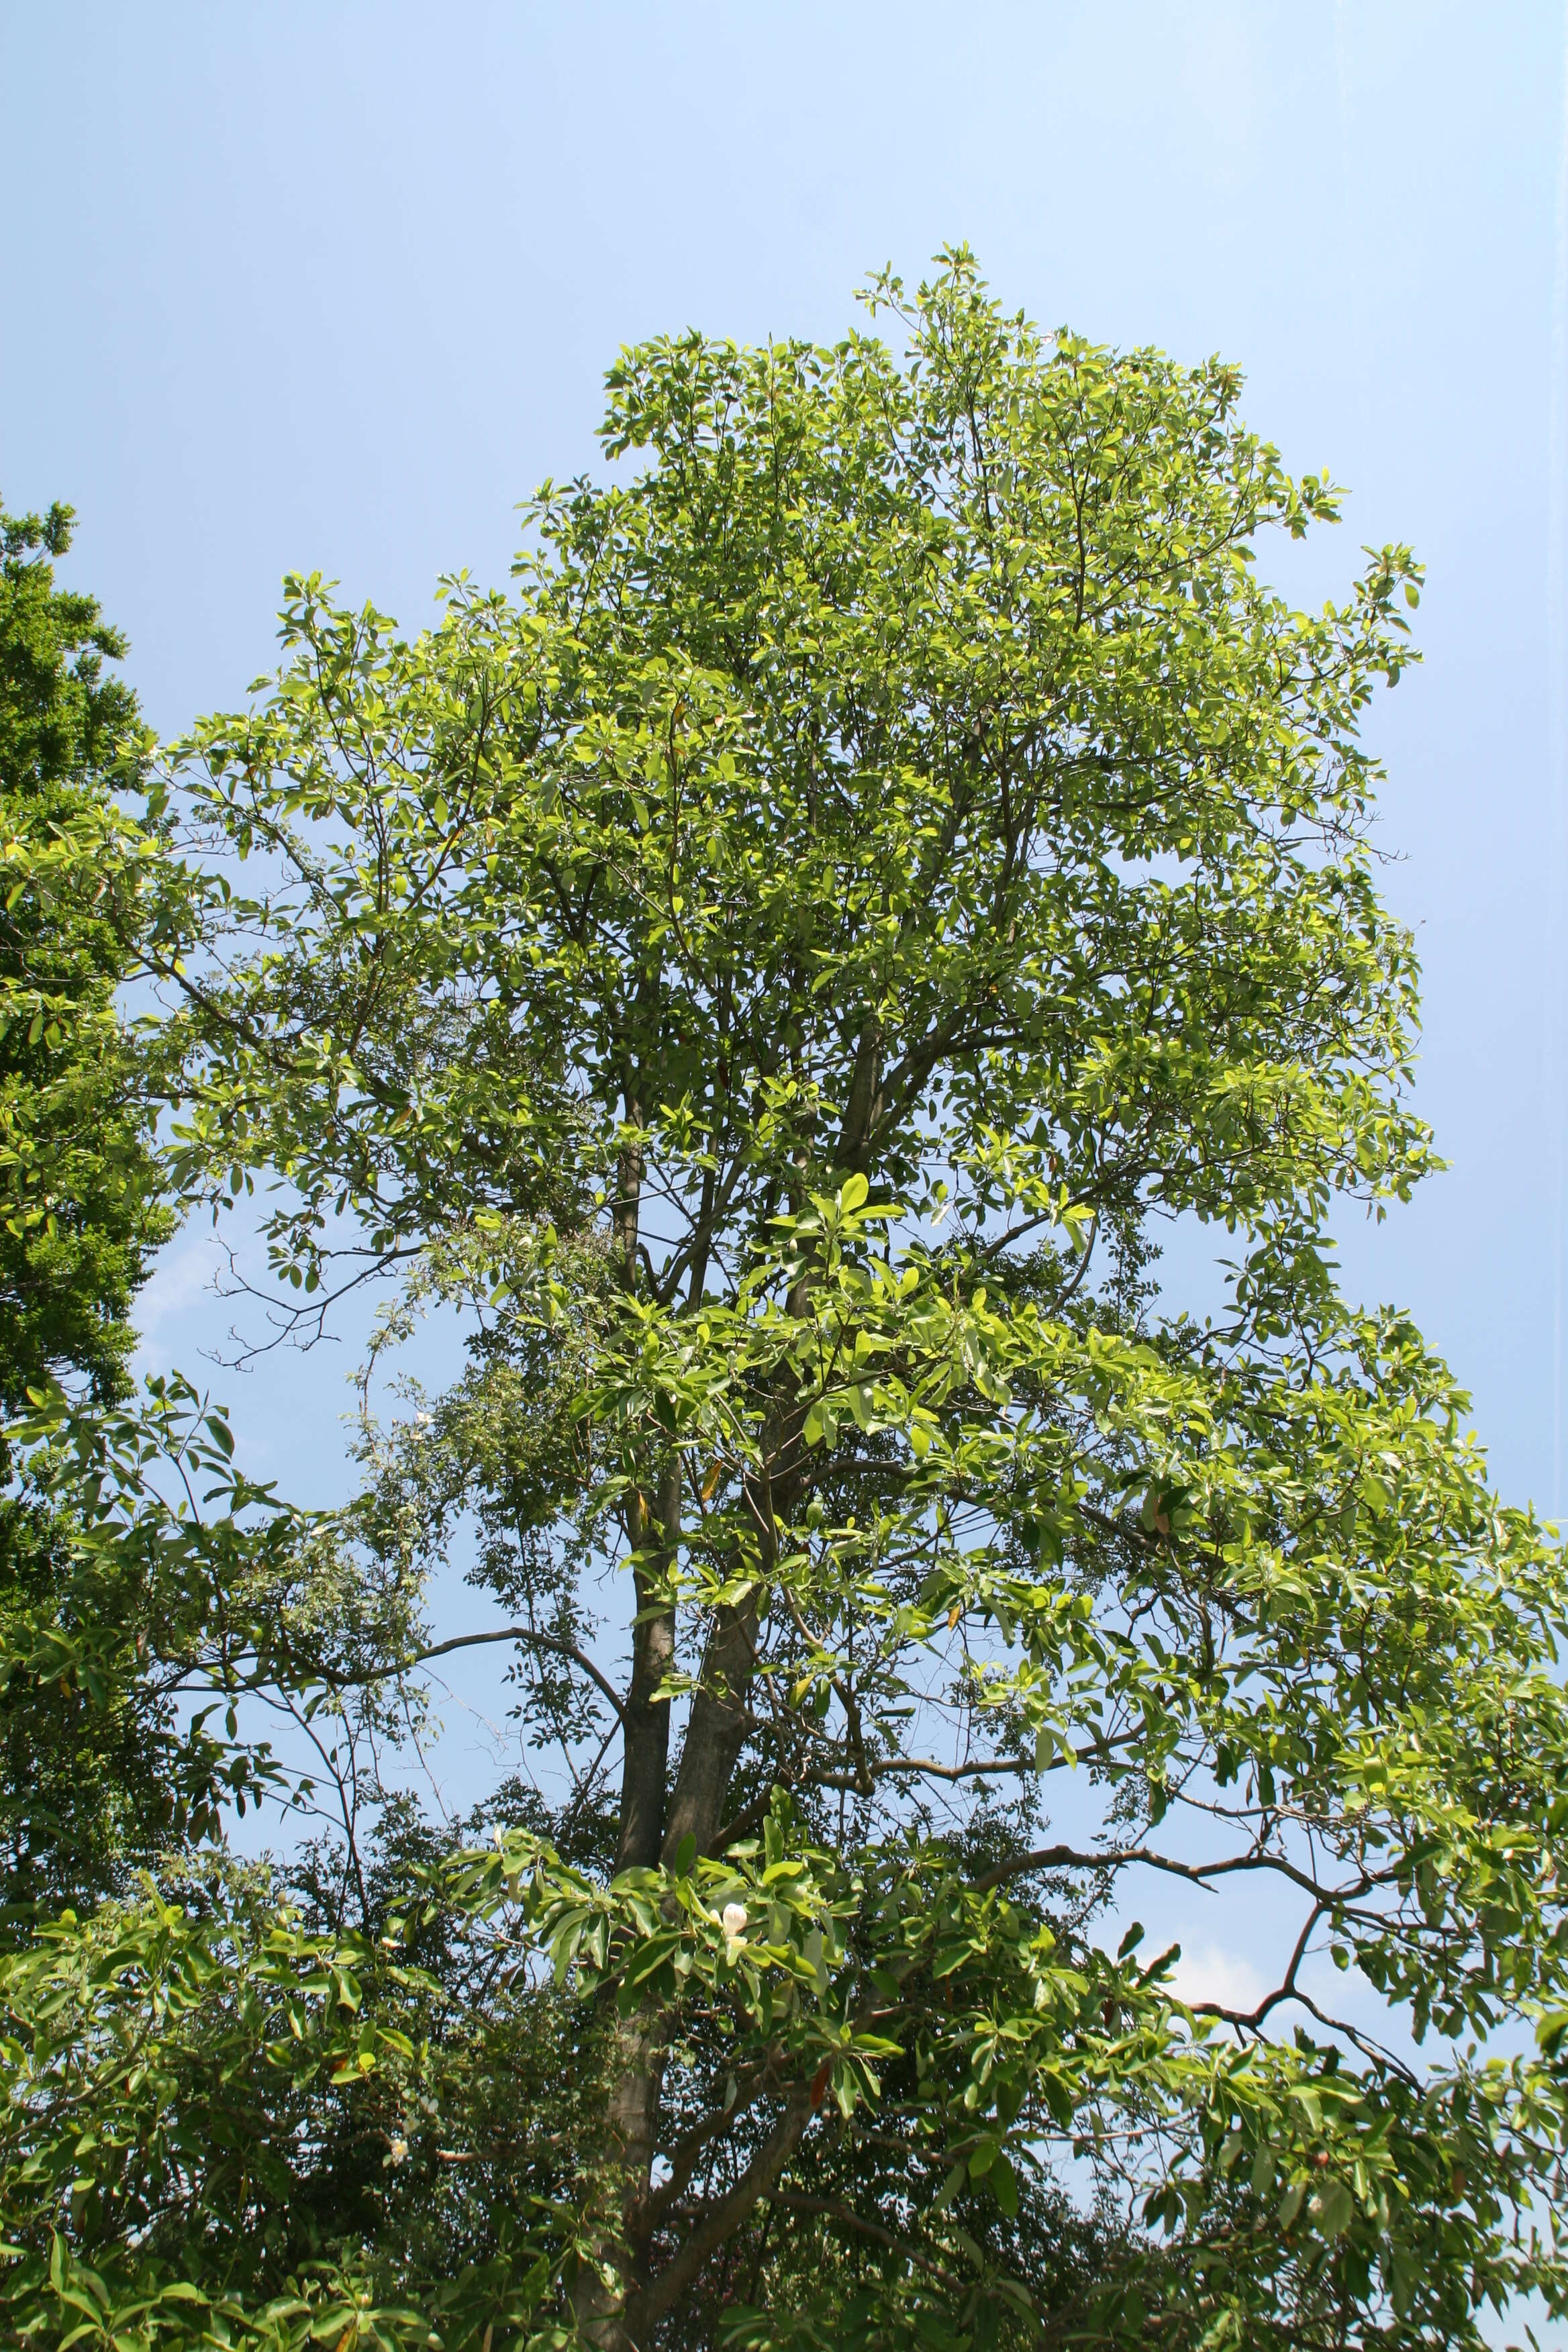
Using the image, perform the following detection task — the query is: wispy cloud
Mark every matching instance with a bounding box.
[1167,1941,1268,2015]
[130,1236,223,1367]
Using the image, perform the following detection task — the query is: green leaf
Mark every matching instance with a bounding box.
[989,2153,1019,2218]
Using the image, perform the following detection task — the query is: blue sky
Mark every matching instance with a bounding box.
[6,9,1567,2297]
[6,0,1562,1509]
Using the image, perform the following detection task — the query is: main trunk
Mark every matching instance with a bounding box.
[574,1090,832,2340]
[571,2008,667,2349]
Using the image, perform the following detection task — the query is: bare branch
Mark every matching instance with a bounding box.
[343,1625,627,1730]
[971,1841,1362,1905]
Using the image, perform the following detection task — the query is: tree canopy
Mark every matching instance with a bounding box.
[5,255,1568,2352]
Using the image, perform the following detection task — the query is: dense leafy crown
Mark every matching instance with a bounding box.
[5,258,1568,2352]
[0,499,209,1924]
[0,496,170,1408]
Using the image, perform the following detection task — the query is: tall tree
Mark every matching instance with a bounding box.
[7,256,1568,2352]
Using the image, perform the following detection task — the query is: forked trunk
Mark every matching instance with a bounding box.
[573,1432,686,2346]
[575,1121,818,2341]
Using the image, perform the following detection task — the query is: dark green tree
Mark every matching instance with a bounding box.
[0,495,169,1407]
[0,499,220,1919]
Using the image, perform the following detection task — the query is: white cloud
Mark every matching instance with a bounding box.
[131,1236,222,1363]
[1167,1941,1269,2016]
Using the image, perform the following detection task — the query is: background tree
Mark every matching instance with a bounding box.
[0,497,195,1917]
[0,504,291,1936]
[7,256,1568,2352]
[0,495,168,1405]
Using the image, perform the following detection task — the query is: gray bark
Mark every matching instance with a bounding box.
[616,1459,679,1872]
[661,1587,761,1864]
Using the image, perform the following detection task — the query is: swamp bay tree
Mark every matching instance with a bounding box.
[6,254,1568,2351]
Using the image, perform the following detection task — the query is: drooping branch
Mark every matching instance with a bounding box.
[971,1841,1374,1906]
[324,1624,628,1730]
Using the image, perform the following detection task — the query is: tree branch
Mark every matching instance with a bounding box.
[971,1841,1346,1904]
[346,1625,626,1730]
[769,2190,969,2294]
[637,2094,816,2329]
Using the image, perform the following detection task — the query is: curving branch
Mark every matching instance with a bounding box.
[971,1841,1377,1906]
[344,1624,627,1730]
[1191,1900,1322,2031]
